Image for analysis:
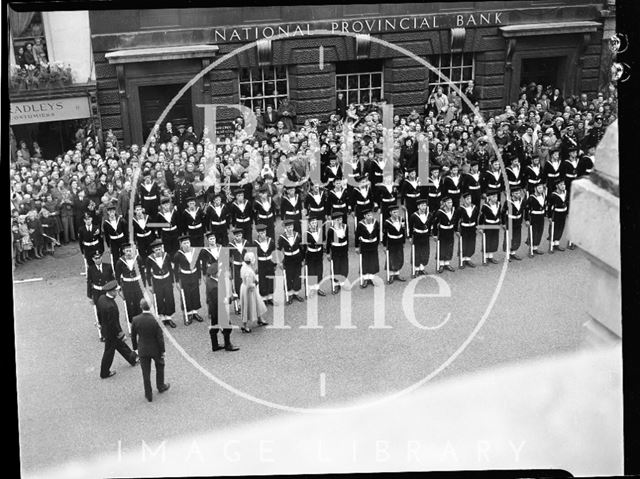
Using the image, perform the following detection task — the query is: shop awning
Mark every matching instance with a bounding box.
[499,21,601,38]
[105,44,219,64]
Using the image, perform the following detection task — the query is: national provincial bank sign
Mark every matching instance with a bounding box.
[211,11,507,42]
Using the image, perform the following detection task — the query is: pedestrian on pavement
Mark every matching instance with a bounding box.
[131,298,170,402]
[98,280,138,379]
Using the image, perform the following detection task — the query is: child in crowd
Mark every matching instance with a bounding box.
[18,215,33,261]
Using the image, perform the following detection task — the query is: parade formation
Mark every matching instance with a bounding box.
[13,80,612,386]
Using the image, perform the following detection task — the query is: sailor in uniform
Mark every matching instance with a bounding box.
[253,224,276,304]
[456,191,479,268]
[115,242,145,324]
[409,198,431,275]
[501,186,525,261]
[356,208,380,288]
[145,238,177,328]
[430,196,456,273]
[172,234,203,325]
[383,205,407,283]
[524,182,547,256]
[479,189,502,264]
[278,219,305,304]
[326,212,349,293]
[304,214,327,296]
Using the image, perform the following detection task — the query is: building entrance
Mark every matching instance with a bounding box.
[520,56,563,90]
[139,84,192,140]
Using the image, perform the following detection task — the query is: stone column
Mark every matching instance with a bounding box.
[567,120,620,341]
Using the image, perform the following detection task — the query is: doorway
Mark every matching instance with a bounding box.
[520,57,563,90]
[139,84,193,140]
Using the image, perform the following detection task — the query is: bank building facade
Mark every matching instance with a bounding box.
[87,1,615,145]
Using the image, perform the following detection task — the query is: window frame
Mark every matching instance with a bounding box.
[427,53,475,94]
[10,12,49,65]
[238,66,290,113]
[335,61,384,106]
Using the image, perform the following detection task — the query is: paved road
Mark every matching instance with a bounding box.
[14,234,594,476]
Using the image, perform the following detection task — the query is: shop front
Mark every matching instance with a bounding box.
[90,2,610,144]
[9,88,95,159]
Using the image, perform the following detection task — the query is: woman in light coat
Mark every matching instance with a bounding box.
[239,252,268,333]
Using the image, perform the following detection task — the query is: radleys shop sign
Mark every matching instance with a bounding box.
[210,11,507,42]
[10,96,91,125]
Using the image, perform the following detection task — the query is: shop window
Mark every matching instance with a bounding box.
[9,11,49,67]
[427,53,475,94]
[238,66,289,112]
[336,60,383,105]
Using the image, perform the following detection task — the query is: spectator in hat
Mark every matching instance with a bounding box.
[424,96,439,119]
[277,97,297,132]
[17,214,33,261]
[26,209,44,259]
[549,88,564,112]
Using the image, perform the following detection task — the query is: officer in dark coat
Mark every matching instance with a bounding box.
[205,262,239,353]
[87,250,115,340]
[98,280,138,379]
[131,298,170,402]
[173,171,195,213]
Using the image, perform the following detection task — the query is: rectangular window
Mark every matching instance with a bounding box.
[336,60,383,106]
[427,53,475,94]
[238,66,289,112]
[9,11,49,66]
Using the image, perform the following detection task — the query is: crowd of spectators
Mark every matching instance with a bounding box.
[10,79,618,269]
[14,37,49,69]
